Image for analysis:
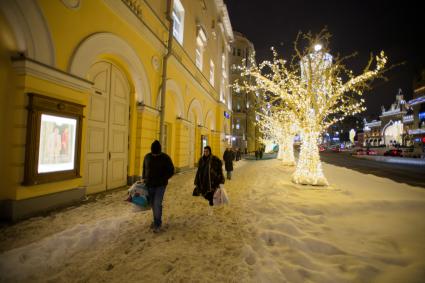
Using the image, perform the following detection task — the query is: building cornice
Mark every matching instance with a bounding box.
[176,116,192,125]
[136,102,160,116]
[103,0,167,54]
[414,85,425,94]
[408,95,425,106]
[214,0,234,42]
[168,56,217,105]
[12,57,93,92]
[379,110,406,118]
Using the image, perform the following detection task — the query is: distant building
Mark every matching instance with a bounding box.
[363,89,414,147]
[229,31,258,153]
[408,70,425,153]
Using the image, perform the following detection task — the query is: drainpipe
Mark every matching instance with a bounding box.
[159,0,174,146]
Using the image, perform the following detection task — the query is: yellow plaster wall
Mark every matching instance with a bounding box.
[37,0,163,77]
[1,0,232,202]
[174,121,190,169]
[11,75,89,200]
[0,13,18,199]
[135,110,159,176]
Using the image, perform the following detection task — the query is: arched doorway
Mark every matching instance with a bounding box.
[383,120,403,146]
[85,61,130,193]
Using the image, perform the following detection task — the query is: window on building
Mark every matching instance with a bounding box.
[172,0,185,45]
[237,104,240,110]
[209,60,214,86]
[195,45,202,69]
[236,123,240,130]
[220,52,227,103]
[221,53,227,78]
[237,49,241,56]
[195,26,207,70]
[220,78,225,102]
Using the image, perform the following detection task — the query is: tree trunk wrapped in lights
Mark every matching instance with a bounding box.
[292,112,327,185]
[280,131,296,166]
[278,112,298,166]
[257,110,298,166]
[233,29,388,186]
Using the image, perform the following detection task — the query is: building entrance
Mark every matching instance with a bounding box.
[85,61,130,193]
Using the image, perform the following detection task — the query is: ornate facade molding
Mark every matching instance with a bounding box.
[12,57,92,92]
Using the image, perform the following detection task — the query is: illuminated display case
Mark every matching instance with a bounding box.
[23,93,84,185]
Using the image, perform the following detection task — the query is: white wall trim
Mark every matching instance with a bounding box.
[156,79,185,118]
[204,109,215,131]
[12,58,93,92]
[0,0,55,66]
[187,98,203,126]
[168,56,217,105]
[103,0,166,54]
[176,117,192,126]
[136,104,160,116]
[69,32,152,106]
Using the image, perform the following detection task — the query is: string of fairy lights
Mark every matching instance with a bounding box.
[233,29,387,186]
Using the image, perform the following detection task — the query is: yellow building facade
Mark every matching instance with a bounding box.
[0,0,234,220]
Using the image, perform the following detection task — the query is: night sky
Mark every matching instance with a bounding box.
[226,0,424,118]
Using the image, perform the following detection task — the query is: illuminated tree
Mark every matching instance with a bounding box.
[234,29,387,186]
[257,108,298,166]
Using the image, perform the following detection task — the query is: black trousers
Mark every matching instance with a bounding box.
[204,191,215,206]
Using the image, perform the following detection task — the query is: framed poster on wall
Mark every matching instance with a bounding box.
[23,93,84,185]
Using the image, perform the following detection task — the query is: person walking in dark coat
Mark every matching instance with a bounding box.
[193,146,225,206]
[223,147,235,180]
[142,140,174,233]
[236,148,242,161]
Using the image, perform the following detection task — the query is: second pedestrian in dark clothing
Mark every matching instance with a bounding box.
[223,147,235,180]
[236,148,242,161]
[142,140,174,233]
[259,148,264,159]
[193,146,225,206]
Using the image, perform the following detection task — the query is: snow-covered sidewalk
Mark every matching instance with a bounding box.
[1,159,425,282]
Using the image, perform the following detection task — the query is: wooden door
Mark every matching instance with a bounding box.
[85,62,129,193]
[107,65,130,189]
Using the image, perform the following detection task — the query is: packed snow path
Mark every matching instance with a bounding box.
[1,159,425,282]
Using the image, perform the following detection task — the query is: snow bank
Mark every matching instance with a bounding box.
[0,159,424,282]
[0,216,127,281]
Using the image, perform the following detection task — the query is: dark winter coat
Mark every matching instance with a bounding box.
[236,150,242,161]
[142,153,174,188]
[193,155,225,198]
[223,150,235,171]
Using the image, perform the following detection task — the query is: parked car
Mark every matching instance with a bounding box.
[331,146,341,152]
[383,149,403,157]
[351,148,377,156]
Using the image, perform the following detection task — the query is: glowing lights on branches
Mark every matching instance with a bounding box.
[233,29,387,186]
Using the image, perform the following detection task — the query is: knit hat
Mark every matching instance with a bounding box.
[151,140,162,154]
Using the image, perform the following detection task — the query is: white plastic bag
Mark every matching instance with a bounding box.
[213,184,229,206]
